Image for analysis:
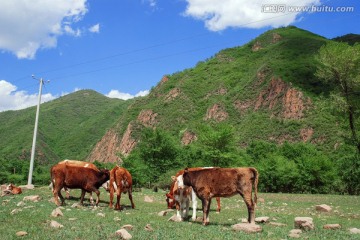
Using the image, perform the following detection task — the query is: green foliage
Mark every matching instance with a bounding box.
[196,123,238,167]
[123,128,181,186]
[246,141,338,194]
[337,153,360,195]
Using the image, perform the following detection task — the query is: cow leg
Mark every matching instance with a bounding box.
[115,187,121,210]
[53,186,63,206]
[191,189,197,221]
[109,182,114,209]
[89,192,94,205]
[242,193,255,224]
[80,189,86,205]
[216,197,221,213]
[94,189,101,206]
[201,198,211,226]
[128,188,135,209]
[175,201,182,219]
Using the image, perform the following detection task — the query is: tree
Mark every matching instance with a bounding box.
[316,42,360,152]
[198,123,238,167]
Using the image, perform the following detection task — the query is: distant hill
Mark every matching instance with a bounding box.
[333,33,360,45]
[0,90,131,166]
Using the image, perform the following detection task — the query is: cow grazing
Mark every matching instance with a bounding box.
[178,167,258,225]
[109,166,135,210]
[50,162,110,206]
[166,168,221,221]
[2,183,22,196]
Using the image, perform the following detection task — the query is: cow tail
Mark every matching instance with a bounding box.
[251,168,259,206]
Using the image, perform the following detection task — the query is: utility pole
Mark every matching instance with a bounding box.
[27,75,48,187]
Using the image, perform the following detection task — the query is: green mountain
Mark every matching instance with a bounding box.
[106,26,348,157]
[1,26,359,191]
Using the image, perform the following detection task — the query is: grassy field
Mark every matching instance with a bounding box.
[1,187,359,240]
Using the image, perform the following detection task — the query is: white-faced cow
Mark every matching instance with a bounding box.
[109,166,135,210]
[50,161,110,206]
[166,168,221,221]
[178,167,258,225]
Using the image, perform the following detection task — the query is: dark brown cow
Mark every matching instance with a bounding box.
[166,168,221,221]
[109,166,135,210]
[178,167,258,225]
[50,162,110,206]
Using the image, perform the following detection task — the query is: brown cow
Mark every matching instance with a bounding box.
[178,167,258,225]
[109,166,135,210]
[2,184,22,195]
[50,162,110,206]
[166,168,221,221]
[51,160,105,204]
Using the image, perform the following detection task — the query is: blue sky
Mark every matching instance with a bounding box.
[0,0,359,111]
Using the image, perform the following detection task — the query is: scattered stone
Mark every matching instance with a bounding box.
[241,218,248,223]
[144,224,153,231]
[17,201,25,207]
[19,185,34,190]
[323,224,341,230]
[121,225,133,231]
[315,204,332,212]
[68,218,77,221]
[114,217,121,222]
[11,208,22,215]
[290,229,302,234]
[294,217,314,231]
[158,210,169,216]
[51,208,63,217]
[116,229,132,239]
[269,222,287,227]
[50,220,63,228]
[288,229,302,238]
[144,196,154,203]
[350,228,360,234]
[255,217,269,223]
[232,223,262,233]
[257,198,265,203]
[15,231,28,236]
[168,215,182,222]
[71,203,82,208]
[97,213,105,217]
[23,195,40,202]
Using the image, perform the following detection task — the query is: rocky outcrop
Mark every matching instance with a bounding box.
[204,103,228,122]
[252,41,262,51]
[165,88,181,102]
[119,123,137,157]
[254,77,311,120]
[87,129,121,163]
[137,110,158,128]
[181,131,197,145]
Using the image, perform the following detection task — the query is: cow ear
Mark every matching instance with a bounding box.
[184,167,189,173]
[171,176,176,181]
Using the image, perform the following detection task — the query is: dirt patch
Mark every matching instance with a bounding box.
[300,128,314,142]
[165,88,181,102]
[204,103,228,122]
[181,131,197,145]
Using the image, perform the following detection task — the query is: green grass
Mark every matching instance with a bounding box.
[1,187,359,239]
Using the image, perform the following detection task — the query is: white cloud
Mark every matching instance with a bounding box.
[0,0,88,59]
[89,23,100,33]
[142,0,157,8]
[106,89,149,100]
[0,80,57,112]
[183,0,320,31]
